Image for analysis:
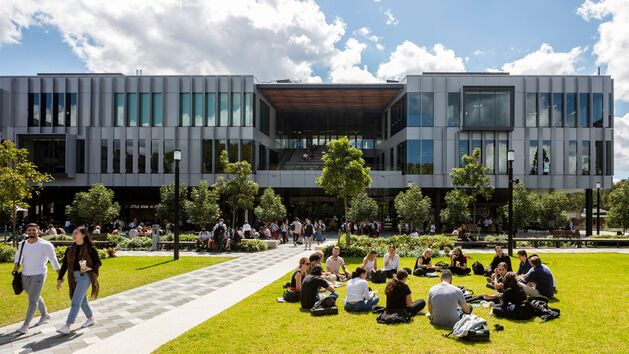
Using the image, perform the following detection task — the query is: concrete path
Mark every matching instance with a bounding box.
[0,242,325,354]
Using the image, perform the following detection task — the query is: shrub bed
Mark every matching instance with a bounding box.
[0,243,16,263]
[118,236,153,250]
[234,239,269,253]
[324,234,457,258]
[42,235,73,241]
[588,234,629,239]
[160,234,198,242]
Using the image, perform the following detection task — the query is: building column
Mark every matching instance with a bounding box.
[585,188,593,236]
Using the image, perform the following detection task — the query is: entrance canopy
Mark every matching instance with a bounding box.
[257,83,403,112]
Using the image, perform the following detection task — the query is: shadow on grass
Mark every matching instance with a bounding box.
[135,260,175,270]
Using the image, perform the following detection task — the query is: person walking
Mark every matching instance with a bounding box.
[13,223,61,334]
[56,227,101,334]
[303,218,314,251]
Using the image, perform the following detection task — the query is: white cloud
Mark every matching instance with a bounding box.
[376,41,466,81]
[0,0,348,83]
[353,26,384,51]
[383,8,398,25]
[328,38,379,83]
[473,49,495,56]
[499,43,585,75]
[613,113,629,178]
[578,0,629,101]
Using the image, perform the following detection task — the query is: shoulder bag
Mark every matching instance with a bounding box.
[12,241,26,295]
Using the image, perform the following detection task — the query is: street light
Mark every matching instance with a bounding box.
[174,149,181,261]
[596,181,601,235]
[507,149,515,257]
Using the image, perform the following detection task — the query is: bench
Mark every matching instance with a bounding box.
[582,238,629,248]
[513,238,585,248]
[455,240,507,248]
[549,229,580,238]
[50,240,110,249]
[259,239,280,249]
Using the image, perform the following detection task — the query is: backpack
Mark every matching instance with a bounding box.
[282,289,300,303]
[289,223,295,232]
[376,309,411,324]
[446,314,490,342]
[458,286,475,303]
[215,224,225,238]
[434,261,449,272]
[371,270,387,284]
[472,261,485,275]
[310,295,338,316]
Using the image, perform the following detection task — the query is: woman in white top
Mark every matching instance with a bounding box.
[344,267,379,312]
[362,250,378,276]
[383,245,401,278]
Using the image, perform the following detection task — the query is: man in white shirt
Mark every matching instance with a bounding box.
[13,223,61,334]
[242,220,252,239]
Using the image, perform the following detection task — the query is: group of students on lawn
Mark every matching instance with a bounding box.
[287,245,557,327]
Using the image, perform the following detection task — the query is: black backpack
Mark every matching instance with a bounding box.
[310,295,338,316]
[371,270,387,284]
[214,225,225,239]
[376,309,411,324]
[472,261,485,275]
[282,289,299,303]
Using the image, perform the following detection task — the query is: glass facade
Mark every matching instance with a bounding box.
[244,93,253,127]
[140,93,150,127]
[258,144,267,170]
[408,93,433,127]
[390,94,407,135]
[552,93,562,127]
[259,100,270,135]
[228,140,239,163]
[152,93,162,126]
[42,93,53,127]
[242,140,254,166]
[606,140,613,175]
[151,140,159,173]
[542,140,551,175]
[206,93,216,126]
[68,93,77,127]
[582,141,590,175]
[138,140,146,174]
[566,93,577,127]
[127,93,137,126]
[593,93,603,127]
[215,139,226,173]
[163,140,175,173]
[54,93,65,126]
[180,93,191,126]
[459,140,469,167]
[463,88,512,130]
[608,93,613,128]
[193,93,203,127]
[28,93,41,127]
[539,93,550,127]
[568,140,577,175]
[447,92,460,127]
[219,93,229,126]
[529,140,538,175]
[113,139,121,174]
[125,139,133,173]
[101,139,108,173]
[595,140,603,175]
[114,93,124,127]
[232,93,242,127]
[498,140,508,175]
[202,140,213,173]
[579,93,589,127]
[404,140,434,174]
[485,140,495,174]
[526,93,537,127]
[76,140,85,174]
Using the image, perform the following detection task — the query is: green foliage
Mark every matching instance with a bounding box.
[156,183,188,224]
[0,140,53,237]
[65,184,120,227]
[214,150,259,231]
[0,243,16,263]
[254,187,287,224]
[185,180,220,229]
[55,246,67,262]
[607,180,629,232]
[97,248,109,259]
[106,234,126,247]
[450,148,494,222]
[537,193,570,230]
[42,234,73,241]
[234,239,269,252]
[323,234,456,258]
[497,181,538,232]
[159,233,199,242]
[347,192,378,222]
[118,236,153,250]
[565,192,585,212]
[440,189,473,231]
[394,185,431,229]
[588,234,629,239]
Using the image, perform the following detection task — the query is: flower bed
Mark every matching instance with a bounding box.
[324,234,457,258]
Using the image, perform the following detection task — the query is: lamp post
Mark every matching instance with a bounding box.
[174,149,181,261]
[507,149,515,257]
[596,182,601,235]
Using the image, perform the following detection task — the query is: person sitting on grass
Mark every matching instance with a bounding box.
[288,257,310,294]
[487,262,508,291]
[490,272,533,320]
[344,267,379,313]
[448,247,471,275]
[326,246,350,281]
[385,270,425,317]
[486,246,512,275]
[516,250,532,275]
[362,250,378,277]
[413,248,435,277]
[383,245,401,278]
[518,255,555,299]
[197,228,212,250]
[300,264,337,310]
[427,270,472,328]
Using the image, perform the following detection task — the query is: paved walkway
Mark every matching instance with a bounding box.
[0,242,324,354]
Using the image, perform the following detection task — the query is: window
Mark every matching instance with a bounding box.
[76,140,85,174]
[566,93,577,127]
[28,93,41,127]
[151,140,159,173]
[257,144,266,170]
[539,93,550,127]
[259,100,270,135]
[215,139,227,173]
[138,140,146,174]
[113,139,121,174]
[542,140,551,175]
[408,93,433,127]
[459,140,469,167]
[608,93,613,128]
[579,93,589,127]
[228,140,239,162]
[42,93,52,127]
[101,139,108,173]
[127,93,137,126]
[552,93,563,127]
[180,93,191,126]
[485,140,495,174]
[232,93,242,127]
[242,140,254,167]
[526,93,537,127]
[125,139,133,173]
[67,93,77,127]
[581,141,590,175]
[193,93,203,127]
[421,140,433,174]
[390,94,407,135]
[463,88,513,130]
[21,137,65,174]
[202,140,213,173]
[447,92,460,127]
[389,148,394,171]
[606,140,613,175]
[244,93,253,127]
[140,93,150,127]
[206,93,216,126]
[471,139,482,155]
[406,140,419,173]
[595,140,603,175]
[397,142,405,172]
[593,93,603,127]
[568,140,577,175]
[219,93,229,126]
[163,140,175,173]
[498,140,508,175]
[421,93,434,127]
[529,140,538,175]
[54,93,65,127]
[152,93,162,126]
[114,93,124,127]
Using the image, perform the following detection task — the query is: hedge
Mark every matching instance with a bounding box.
[0,243,16,263]
[323,234,457,258]
[117,236,153,250]
[42,235,73,241]
[234,239,269,253]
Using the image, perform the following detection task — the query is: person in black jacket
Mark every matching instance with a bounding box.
[490,272,534,320]
[485,246,512,275]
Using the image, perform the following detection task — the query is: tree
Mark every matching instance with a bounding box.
[65,184,120,227]
[156,183,188,224]
[497,181,537,233]
[394,184,432,232]
[316,136,371,247]
[254,187,287,224]
[606,180,629,233]
[214,150,259,231]
[450,148,494,224]
[537,193,570,230]
[184,180,220,229]
[440,189,473,231]
[347,192,378,223]
[0,140,52,242]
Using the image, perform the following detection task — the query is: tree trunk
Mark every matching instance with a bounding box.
[344,197,350,248]
[232,207,237,233]
[11,201,17,247]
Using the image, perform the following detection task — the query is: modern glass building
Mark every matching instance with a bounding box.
[0,73,614,232]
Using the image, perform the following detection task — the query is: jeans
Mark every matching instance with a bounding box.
[22,273,47,326]
[66,271,93,324]
[344,296,380,312]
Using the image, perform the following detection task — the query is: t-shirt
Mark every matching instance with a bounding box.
[345,277,370,303]
[386,282,411,310]
[242,224,252,232]
[414,256,432,271]
[199,231,211,240]
[300,275,329,309]
[383,253,400,271]
[523,266,554,298]
[293,222,302,234]
[450,254,467,268]
[326,256,345,274]
[490,253,513,272]
[428,283,467,328]
[14,239,61,276]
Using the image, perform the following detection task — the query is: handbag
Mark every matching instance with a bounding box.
[12,241,26,295]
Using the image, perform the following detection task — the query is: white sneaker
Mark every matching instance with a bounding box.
[56,325,71,335]
[16,325,28,334]
[35,314,51,327]
[80,319,95,328]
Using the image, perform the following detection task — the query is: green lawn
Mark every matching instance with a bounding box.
[1,256,231,327]
[157,253,629,354]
